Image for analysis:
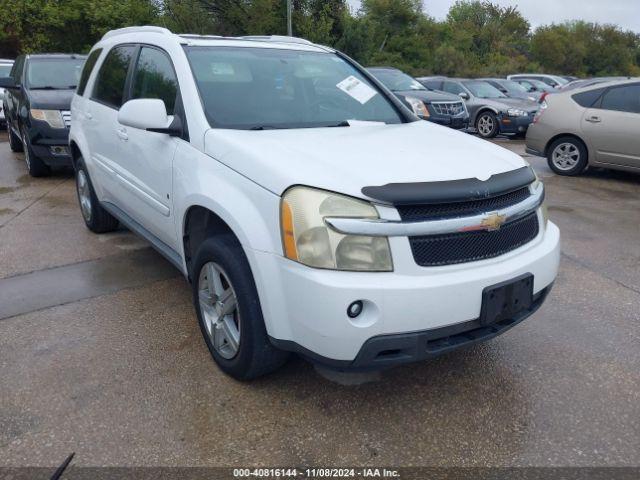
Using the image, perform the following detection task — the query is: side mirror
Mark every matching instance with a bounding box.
[0,77,18,89]
[118,98,169,130]
[459,92,470,100]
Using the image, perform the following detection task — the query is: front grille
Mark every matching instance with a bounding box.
[61,110,71,128]
[408,212,539,267]
[431,101,465,116]
[397,186,531,222]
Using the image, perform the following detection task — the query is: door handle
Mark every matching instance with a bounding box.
[586,116,601,123]
[116,128,128,141]
[85,112,93,120]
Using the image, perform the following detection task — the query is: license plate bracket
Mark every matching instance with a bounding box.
[480,274,534,326]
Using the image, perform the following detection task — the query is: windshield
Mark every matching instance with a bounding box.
[26,57,85,89]
[463,80,506,98]
[526,79,553,91]
[185,46,403,130]
[369,69,426,92]
[0,64,12,77]
[498,80,528,95]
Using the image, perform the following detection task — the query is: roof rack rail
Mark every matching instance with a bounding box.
[102,26,172,40]
[240,35,314,45]
[179,34,224,39]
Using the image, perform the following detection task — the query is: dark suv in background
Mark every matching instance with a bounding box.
[368,67,469,130]
[0,54,86,176]
[418,77,539,138]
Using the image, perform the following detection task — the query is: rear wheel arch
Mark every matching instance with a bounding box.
[544,133,589,159]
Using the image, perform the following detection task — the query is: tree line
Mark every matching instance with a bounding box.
[1,0,638,77]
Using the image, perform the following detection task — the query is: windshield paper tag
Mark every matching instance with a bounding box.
[336,76,377,104]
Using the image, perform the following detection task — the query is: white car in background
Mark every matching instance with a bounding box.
[0,58,15,128]
[69,27,560,380]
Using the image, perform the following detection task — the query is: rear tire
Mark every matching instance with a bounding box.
[21,126,50,177]
[7,120,23,152]
[75,158,119,233]
[547,136,588,176]
[192,235,289,380]
[476,111,499,138]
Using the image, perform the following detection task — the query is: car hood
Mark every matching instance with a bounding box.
[392,89,461,103]
[204,121,527,201]
[28,89,74,110]
[480,97,539,112]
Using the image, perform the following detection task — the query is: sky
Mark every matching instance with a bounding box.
[346,0,640,33]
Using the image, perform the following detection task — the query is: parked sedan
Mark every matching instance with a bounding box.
[368,67,469,129]
[480,78,541,102]
[526,79,640,176]
[508,74,569,89]
[0,53,86,176]
[418,77,538,138]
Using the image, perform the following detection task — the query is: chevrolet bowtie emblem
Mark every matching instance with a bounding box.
[481,212,507,231]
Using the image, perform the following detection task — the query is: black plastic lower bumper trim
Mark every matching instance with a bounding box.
[269,283,553,371]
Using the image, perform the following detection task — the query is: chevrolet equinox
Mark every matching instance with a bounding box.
[69,27,560,380]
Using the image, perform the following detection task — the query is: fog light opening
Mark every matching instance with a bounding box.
[347,300,364,319]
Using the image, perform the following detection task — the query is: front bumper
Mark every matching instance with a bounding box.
[428,114,469,130]
[499,113,534,134]
[26,122,72,167]
[253,219,560,366]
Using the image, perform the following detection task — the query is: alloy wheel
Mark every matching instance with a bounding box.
[76,170,93,223]
[551,143,580,171]
[477,115,495,137]
[198,262,241,360]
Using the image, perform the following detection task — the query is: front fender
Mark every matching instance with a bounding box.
[173,142,282,263]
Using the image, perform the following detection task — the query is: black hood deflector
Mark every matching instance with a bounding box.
[362,166,536,205]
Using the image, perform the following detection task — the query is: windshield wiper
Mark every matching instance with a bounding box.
[249,125,287,130]
[30,85,76,90]
[325,121,350,128]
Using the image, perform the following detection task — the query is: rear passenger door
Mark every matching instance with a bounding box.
[582,83,640,168]
[85,44,137,201]
[114,45,181,249]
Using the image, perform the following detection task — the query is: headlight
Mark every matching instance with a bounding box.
[30,109,65,128]
[405,96,430,118]
[281,186,393,271]
[531,171,548,228]
[507,108,528,117]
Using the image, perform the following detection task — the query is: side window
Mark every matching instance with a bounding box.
[92,45,136,109]
[443,81,464,95]
[11,56,24,84]
[77,48,103,96]
[131,47,178,115]
[572,88,605,108]
[600,85,640,114]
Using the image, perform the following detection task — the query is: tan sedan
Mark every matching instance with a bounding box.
[526,79,640,176]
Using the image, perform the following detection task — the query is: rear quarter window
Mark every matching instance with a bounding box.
[572,88,605,108]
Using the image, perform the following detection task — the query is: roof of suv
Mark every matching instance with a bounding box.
[99,26,333,53]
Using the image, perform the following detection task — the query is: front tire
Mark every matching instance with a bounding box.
[21,126,50,177]
[476,111,499,138]
[7,120,23,152]
[547,136,588,176]
[75,158,119,233]
[192,236,289,380]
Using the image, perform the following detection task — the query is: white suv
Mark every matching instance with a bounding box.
[70,27,560,380]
